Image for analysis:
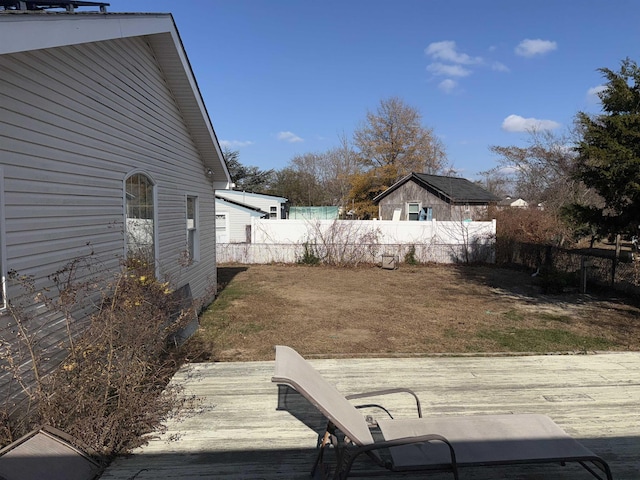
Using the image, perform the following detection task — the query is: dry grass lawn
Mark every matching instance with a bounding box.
[189,264,640,361]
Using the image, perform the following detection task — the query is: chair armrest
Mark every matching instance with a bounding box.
[346,388,423,417]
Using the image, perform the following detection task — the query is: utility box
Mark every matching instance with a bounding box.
[381,254,398,270]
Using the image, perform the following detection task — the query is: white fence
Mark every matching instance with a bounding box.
[216,219,496,265]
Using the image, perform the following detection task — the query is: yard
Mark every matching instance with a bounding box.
[191,264,640,361]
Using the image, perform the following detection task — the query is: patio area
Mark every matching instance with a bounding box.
[100,352,640,479]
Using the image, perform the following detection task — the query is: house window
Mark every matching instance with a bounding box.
[419,207,433,221]
[0,168,5,309]
[269,205,278,219]
[215,213,228,243]
[407,203,420,221]
[125,172,156,264]
[186,195,199,262]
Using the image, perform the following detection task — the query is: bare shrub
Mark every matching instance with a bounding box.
[493,207,570,245]
[492,207,572,265]
[297,220,382,266]
[0,255,192,459]
[436,218,496,264]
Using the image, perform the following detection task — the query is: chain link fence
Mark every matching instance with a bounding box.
[496,241,640,296]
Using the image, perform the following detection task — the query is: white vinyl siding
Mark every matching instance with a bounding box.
[215,213,228,244]
[214,198,264,243]
[0,37,219,399]
[0,36,217,293]
[0,168,6,310]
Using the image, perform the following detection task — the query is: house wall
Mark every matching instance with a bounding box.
[377,180,488,221]
[0,36,219,404]
[215,199,263,243]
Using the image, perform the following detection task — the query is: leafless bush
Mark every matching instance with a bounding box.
[436,218,496,264]
[298,220,382,266]
[0,255,192,459]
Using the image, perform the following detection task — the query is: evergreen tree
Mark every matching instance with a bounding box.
[222,147,274,193]
[574,58,640,236]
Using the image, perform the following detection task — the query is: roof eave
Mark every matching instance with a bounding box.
[0,13,232,188]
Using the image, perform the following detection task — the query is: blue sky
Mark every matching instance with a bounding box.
[109,0,639,180]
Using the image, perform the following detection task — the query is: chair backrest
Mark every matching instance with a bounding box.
[272,345,375,446]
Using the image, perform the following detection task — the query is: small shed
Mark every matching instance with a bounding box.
[215,190,288,243]
[215,195,267,243]
[373,173,500,221]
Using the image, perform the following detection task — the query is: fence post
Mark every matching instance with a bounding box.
[612,234,621,286]
[580,257,590,294]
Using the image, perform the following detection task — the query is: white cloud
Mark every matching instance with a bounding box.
[220,139,254,149]
[491,61,510,72]
[515,39,557,57]
[438,79,457,93]
[277,131,303,143]
[425,40,483,65]
[425,40,511,94]
[501,114,560,132]
[587,85,607,103]
[427,62,471,77]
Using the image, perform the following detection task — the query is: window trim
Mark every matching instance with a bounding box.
[123,170,159,275]
[0,167,6,310]
[215,212,229,243]
[269,204,278,219]
[407,202,421,221]
[186,194,199,263]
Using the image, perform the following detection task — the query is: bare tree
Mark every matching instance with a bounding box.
[272,134,362,207]
[489,129,594,214]
[323,133,362,209]
[353,96,447,179]
[476,168,514,199]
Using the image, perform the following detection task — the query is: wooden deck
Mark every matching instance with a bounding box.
[100,352,640,479]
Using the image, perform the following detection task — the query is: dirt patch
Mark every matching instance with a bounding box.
[190,264,640,361]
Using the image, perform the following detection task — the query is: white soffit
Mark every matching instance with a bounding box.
[0,13,172,55]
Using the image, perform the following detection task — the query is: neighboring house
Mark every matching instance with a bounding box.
[498,197,529,209]
[373,173,500,221]
[215,195,267,243]
[215,190,287,243]
[0,9,230,405]
[216,190,288,219]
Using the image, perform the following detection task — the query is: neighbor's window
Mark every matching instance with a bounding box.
[419,207,433,221]
[407,203,420,221]
[269,205,278,219]
[186,195,199,262]
[125,173,155,264]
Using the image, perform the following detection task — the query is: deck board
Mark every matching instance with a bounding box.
[100,352,640,479]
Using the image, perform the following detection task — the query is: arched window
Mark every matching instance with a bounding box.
[125,173,156,264]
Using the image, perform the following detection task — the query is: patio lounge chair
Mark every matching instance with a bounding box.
[272,345,613,480]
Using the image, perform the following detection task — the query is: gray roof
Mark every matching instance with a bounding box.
[374,173,500,204]
[215,195,268,217]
